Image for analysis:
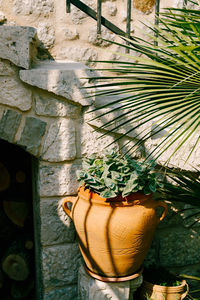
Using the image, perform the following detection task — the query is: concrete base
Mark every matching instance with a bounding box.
[78,265,143,300]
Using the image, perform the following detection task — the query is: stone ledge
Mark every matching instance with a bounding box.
[34,92,81,118]
[0,26,37,69]
[20,60,94,106]
[78,265,143,300]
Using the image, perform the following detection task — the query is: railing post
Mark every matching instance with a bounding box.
[66,0,71,13]
[97,0,102,35]
[154,0,160,47]
[66,0,127,37]
[126,0,131,39]
[126,0,132,53]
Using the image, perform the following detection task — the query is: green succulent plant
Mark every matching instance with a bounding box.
[76,150,162,198]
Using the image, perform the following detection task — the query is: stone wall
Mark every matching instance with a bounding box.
[0,0,197,65]
[0,26,88,299]
[0,25,133,299]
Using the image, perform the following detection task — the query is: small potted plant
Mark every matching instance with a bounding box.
[62,151,167,281]
[139,265,189,300]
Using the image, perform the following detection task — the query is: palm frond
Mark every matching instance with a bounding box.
[88,3,200,163]
[159,168,200,207]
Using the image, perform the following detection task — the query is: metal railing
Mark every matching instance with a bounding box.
[66,0,161,40]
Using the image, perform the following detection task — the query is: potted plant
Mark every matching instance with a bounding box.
[62,150,167,281]
[139,266,189,300]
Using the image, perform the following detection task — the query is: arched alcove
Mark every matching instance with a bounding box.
[0,139,36,300]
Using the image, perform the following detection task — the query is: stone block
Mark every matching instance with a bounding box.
[42,244,81,288]
[121,10,128,22]
[63,28,79,41]
[37,22,55,49]
[41,119,76,162]
[58,47,98,66]
[134,0,155,14]
[78,265,143,300]
[0,59,16,76]
[0,11,6,23]
[0,109,21,143]
[34,93,81,118]
[71,0,96,24]
[13,0,54,16]
[88,27,115,47]
[172,0,199,9]
[44,285,78,300]
[39,161,81,197]
[106,2,117,16]
[81,122,119,157]
[40,198,76,246]
[20,61,94,106]
[0,26,37,69]
[158,227,200,267]
[0,77,32,111]
[18,117,46,156]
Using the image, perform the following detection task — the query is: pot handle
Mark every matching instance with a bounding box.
[156,201,168,222]
[181,282,189,299]
[62,196,77,219]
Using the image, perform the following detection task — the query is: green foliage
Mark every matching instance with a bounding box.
[76,150,162,198]
[159,168,200,207]
[158,168,200,225]
[143,265,182,286]
[87,0,200,164]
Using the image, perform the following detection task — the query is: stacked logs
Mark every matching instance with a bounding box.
[0,157,35,300]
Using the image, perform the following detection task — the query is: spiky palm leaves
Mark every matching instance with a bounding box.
[89,1,200,164]
[159,168,200,220]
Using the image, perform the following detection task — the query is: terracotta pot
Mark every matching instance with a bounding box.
[63,186,167,281]
[140,279,189,300]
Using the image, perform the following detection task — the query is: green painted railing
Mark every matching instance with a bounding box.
[66,0,161,39]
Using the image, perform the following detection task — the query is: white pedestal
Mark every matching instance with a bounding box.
[78,265,143,300]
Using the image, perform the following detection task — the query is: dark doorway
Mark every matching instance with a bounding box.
[0,139,35,299]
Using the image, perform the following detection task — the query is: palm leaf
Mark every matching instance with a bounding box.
[158,167,200,224]
[87,3,200,164]
[159,168,200,207]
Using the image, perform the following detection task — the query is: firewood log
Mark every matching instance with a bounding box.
[0,162,10,192]
[0,202,19,251]
[3,200,30,228]
[0,269,3,288]
[10,278,34,299]
[2,241,31,281]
